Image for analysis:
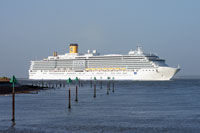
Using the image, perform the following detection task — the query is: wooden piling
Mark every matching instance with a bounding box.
[45,82,48,88]
[75,85,78,102]
[12,83,15,122]
[68,88,71,109]
[112,81,115,92]
[108,81,111,90]
[42,80,44,87]
[93,77,97,98]
[107,82,109,95]
[60,80,62,88]
[94,83,96,98]
[100,80,102,89]
[67,78,72,109]
[10,76,17,123]
[90,80,92,88]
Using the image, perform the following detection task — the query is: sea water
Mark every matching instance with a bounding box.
[0,78,200,133]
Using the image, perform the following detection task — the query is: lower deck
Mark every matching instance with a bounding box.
[29,67,179,81]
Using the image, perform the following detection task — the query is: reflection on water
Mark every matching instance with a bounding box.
[1,79,200,133]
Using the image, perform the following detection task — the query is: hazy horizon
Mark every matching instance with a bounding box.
[1,0,200,78]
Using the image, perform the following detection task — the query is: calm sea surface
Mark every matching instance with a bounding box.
[1,79,200,133]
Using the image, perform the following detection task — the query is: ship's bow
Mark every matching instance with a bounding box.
[157,67,180,80]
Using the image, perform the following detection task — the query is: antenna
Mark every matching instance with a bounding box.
[178,64,180,69]
[136,42,143,52]
[136,42,142,47]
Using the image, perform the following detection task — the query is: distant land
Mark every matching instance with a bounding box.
[174,75,200,79]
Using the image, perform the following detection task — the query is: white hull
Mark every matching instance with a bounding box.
[29,67,180,81]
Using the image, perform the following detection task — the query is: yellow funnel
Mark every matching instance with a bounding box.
[69,44,78,53]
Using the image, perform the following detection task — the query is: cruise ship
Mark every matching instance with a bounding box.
[29,44,180,80]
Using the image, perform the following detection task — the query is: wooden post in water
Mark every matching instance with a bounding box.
[63,82,65,88]
[90,78,92,88]
[68,88,71,109]
[94,77,96,98]
[107,77,110,94]
[108,77,111,90]
[42,80,44,88]
[100,77,102,89]
[75,85,78,102]
[12,83,15,122]
[10,76,17,123]
[67,78,72,109]
[75,77,79,102]
[109,81,111,90]
[51,82,53,88]
[107,82,109,95]
[56,81,57,88]
[45,81,48,88]
[100,81,102,89]
[112,77,115,93]
[60,80,62,88]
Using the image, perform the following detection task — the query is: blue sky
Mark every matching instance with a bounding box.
[0,0,200,78]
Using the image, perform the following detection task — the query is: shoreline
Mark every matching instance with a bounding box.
[0,84,47,95]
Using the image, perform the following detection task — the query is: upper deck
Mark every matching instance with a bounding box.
[30,45,168,71]
[43,46,160,61]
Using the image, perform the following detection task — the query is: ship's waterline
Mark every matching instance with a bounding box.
[29,44,180,80]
